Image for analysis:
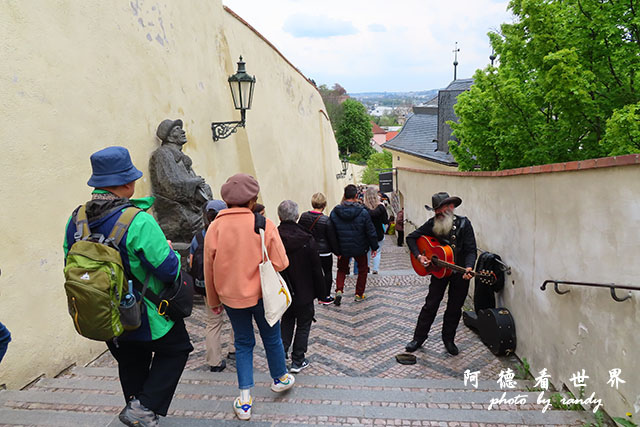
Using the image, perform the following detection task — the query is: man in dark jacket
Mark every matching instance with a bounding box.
[329,184,379,305]
[298,192,339,304]
[277,200,325,373]
[405,192,477,356]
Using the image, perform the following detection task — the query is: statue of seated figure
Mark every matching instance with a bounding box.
[149,119,213,243]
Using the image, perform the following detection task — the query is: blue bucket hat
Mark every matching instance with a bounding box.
[87,146,143,187]
[205,199,227,213]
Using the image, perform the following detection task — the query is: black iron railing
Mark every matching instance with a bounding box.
[541,280,639,303]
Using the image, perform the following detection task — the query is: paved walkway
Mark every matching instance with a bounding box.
[0,236,598,426]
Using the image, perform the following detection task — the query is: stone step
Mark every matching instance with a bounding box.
[66,366,539,392]
[0,366,595,426]
[0,385,563,407]
[0,403,592,426]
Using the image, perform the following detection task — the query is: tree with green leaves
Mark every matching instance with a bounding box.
[318,84,346,132]
[361,150,393,185]
[449,0,640,171]
[336,98,374,159]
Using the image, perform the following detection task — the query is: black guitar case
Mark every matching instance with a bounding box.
[463,252,516,356]
[463,308,516,356]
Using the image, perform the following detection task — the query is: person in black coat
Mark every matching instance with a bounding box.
[329,184,379,304]
[298,192,339,304]
[277,200,325,373]
[405,192,477,356]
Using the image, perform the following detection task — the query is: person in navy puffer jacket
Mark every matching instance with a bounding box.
[329,184,379,305]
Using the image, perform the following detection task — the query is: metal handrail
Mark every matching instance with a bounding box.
[541,280,640,303]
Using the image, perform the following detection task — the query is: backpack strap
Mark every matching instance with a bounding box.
[195,230,205,247]
[308,214,322,231]
[74,205,91,241]
[107,207,141,246]
[254,212,266,234]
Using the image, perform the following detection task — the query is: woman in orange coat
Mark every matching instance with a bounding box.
[203,173,294,421]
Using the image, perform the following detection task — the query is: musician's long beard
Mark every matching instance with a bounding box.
[433,210,454,237]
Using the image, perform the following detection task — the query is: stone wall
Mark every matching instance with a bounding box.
[397,154,640,418]
[0,1,345,388]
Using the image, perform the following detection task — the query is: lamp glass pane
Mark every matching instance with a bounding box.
[229,81,241,110]
[246,80,255,109]
[240,80,253,110]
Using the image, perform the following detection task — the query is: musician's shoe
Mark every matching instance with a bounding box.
[443,340,459,355]
[405,340,424,353]
[354,294,366,302]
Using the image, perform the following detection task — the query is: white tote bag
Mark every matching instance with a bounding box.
[259,228,292,327]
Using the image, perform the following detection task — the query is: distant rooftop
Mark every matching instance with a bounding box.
[444,78,474,91]
[382,78,475,166]
[371,122,386,134]
[383,111,456,166]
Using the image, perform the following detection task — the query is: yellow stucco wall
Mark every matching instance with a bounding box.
[387,148,457,172]
[0,1,346,388]
[397,163,640,418]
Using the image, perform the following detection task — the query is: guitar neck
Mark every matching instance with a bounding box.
[431,258,468,274]
[431,257,488,278]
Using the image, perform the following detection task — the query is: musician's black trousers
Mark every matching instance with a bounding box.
[412,274,470,343]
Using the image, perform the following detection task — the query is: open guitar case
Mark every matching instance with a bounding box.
[462,252,517,356]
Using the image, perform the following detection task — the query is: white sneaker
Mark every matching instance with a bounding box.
[270,373,295,392]
[233,396,252,420]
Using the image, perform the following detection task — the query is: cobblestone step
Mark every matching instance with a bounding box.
[67,366,539,391]
[0,366,594,426]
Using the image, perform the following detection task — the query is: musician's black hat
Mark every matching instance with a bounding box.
[425,192,462,211]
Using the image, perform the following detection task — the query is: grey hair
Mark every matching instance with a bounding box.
[278,200,299,222]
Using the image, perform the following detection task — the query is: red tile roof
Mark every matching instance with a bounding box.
[386,131,398,141]
[371,122,386,134]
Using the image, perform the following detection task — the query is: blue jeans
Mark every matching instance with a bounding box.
[224,299,287,389]
[0,322,11,363]
[369,237,384,272]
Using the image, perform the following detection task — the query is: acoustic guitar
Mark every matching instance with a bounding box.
[410,235,496,285]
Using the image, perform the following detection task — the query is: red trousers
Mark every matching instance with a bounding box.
[335,254,369,296]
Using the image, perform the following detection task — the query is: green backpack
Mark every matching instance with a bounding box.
[64,205,139,341]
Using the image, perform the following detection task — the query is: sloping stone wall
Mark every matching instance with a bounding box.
[0,1,345,388]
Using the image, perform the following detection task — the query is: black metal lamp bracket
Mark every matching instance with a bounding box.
[212,110,246,141]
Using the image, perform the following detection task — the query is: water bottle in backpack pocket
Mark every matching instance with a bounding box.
[118,280,142,331]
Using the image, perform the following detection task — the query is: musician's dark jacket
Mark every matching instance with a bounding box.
[406,215,477,269]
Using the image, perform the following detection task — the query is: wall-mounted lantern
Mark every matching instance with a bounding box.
[211,56,256,141]
[336,157,349,179]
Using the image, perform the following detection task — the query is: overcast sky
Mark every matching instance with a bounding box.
[222,0,514,93]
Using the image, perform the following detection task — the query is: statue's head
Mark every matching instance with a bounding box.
[156,119,187,146]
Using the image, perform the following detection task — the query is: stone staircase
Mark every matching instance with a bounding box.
[0,365,596,426]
